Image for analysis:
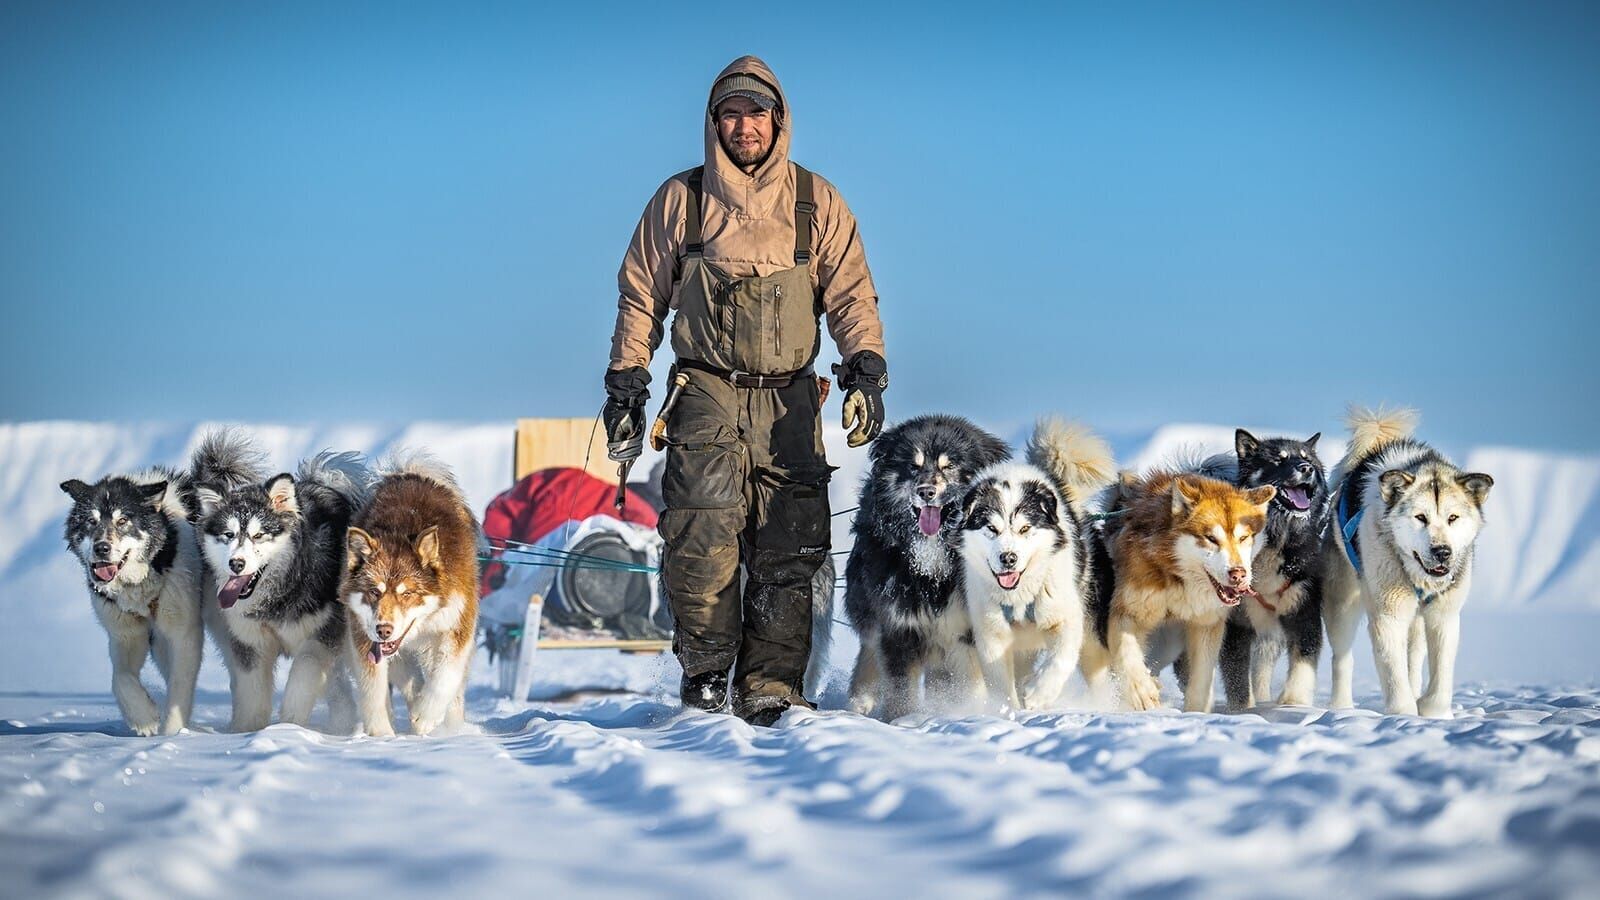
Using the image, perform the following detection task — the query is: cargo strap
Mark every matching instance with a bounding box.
[682,163,814,264]
[1337,483,1437,606]
[676,358,812,389]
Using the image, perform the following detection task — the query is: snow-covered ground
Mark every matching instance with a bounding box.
[2,420,1598,897]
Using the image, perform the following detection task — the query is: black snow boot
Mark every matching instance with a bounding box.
[680,670,730,713]
[734,691,815,728]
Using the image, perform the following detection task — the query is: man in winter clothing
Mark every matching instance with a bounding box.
[603,56,887,725]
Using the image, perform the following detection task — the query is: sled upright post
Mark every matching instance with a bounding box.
[510,594,546,703]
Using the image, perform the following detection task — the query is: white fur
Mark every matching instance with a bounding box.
[1322,408,1490,718]
[960,463,1086,712]
[69,475,204,737]
[346,592,473,737]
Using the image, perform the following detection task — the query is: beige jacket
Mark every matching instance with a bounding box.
[609,56,884,371]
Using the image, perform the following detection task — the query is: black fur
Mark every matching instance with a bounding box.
[844,416,1009,681]
[201,473,359,628]
[1206,430,1332,709]
[60,471,190,596]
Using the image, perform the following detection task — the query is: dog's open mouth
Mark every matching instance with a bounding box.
[91,552,129,583]
[217,569,263,609]
[1206,572,1257,607]
[915,503,942,536]
[1276,485,1312,512]
[992,569,1021,591]
[367,620,416,664]
[1413,551,1450,578]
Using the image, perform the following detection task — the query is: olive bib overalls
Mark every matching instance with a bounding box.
[659,164,832,708]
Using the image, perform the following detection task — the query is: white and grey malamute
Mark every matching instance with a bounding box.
[59,431,262,735]
[843,415,1010,720]
[198,448,373,731]
[957,419,1113,711]
[1321,407,1493,718]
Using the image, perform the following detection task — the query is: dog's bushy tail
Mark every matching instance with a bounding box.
[191,428,267,494]
[297,450,375,510]
[1345,405,1418,461]
[377,447,468,506]
[1027,417,1116,515]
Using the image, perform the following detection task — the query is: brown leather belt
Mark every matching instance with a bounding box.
[676,359,812,389]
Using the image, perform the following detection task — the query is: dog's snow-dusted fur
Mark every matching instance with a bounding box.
[1186,430,1331,709]
[199,448,372,732]
[844,416,1010,720]
[342,451,480,737]
[958,419,1113,711]
[1083,470,1275,712]
[1321,407,1493,718]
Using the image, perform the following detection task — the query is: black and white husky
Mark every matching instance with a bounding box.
[1188,429,1330,709]
[844,415,1010,720]
[59,431,261,735]
[199,449,372,732]
[957,419,1112,711]
[1321,408,1493,718]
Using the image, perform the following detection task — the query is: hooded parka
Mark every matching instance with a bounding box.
[607,57,885,714]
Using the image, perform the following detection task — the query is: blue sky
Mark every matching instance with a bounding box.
[3,2,1596,451]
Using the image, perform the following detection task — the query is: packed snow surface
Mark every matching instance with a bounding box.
[3,681,1599,897]
[2,420,1598,896]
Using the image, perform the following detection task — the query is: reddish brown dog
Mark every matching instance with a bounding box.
[342,454,478,736]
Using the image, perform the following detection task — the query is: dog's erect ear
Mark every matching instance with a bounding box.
[266,474,298,514]
[196,487,223,517]
[1171,477,1203,518]
[1036,487,1058,523]
[138,481,168,507]
[346,527,374,571]
[1458,472,1494,507]
[1304,432,1321,452]
[1244,485,1277,509]
[414,526,441,569]
[60,479,94,504]
[955,481,991,530]
[1379,470,1415,507]
[1234,429,1260,461]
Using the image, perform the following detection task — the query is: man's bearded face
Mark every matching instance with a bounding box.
[715,96,775,170]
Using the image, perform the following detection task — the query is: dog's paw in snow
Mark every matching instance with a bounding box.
[1124,673,1164,711]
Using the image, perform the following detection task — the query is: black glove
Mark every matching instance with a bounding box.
[831,350,887,448]
[602,366,651,462]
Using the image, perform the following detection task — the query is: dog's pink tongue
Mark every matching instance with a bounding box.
[92,564,119,583]
[368,644,383,665]
[217,575,250,609]
[918,505,942,536]
[997,570,1021,590]
[1282,486,1311,510]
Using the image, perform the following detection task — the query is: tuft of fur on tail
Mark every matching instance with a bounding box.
[1027,417,1116,514]
[297,450,374,508]
[190,428,267,494]
[376,448,467,505]
[1344,405,1418,461]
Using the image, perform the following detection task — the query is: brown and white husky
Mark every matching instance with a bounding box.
[1082,471,1276,712]
[342,452,479,737]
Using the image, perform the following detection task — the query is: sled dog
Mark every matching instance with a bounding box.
[1321,407,1492,718]
[58,431,259,735]
[844,415,1009,719]
[1083,469,1275,712]
[958,419,1112,711]
[1183,430,1330,709]
[199,449,371,731]
[343,452,480,737]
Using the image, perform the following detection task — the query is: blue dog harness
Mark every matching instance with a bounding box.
[1337,482,1438,606]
